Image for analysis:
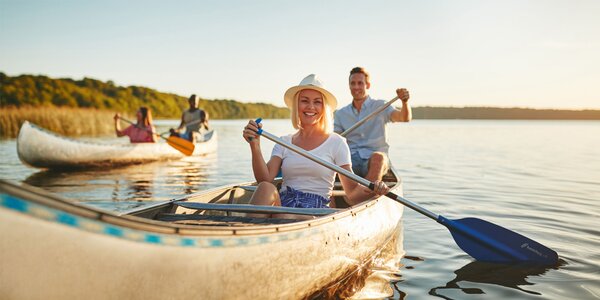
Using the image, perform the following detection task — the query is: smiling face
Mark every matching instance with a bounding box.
[349,72,370,101]
[297,89,324,127]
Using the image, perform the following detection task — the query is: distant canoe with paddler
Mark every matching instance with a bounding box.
[0,167,404,299]
[16,121,217,169]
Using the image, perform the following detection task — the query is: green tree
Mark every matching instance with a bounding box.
[0,72,289,119]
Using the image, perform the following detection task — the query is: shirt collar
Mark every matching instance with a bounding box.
[351,95,373,114]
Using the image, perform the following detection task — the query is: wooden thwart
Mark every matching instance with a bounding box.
[175,202,340,216]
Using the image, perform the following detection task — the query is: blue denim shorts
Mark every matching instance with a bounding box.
[351,152,370,177]
[279,186,330,209]
[351,152,390,178]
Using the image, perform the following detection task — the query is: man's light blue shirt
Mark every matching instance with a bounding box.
[334,96,395,159]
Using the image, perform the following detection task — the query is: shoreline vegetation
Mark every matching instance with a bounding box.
[1,72,290,138]
[0,106,119,138]
[1,72,599,138]
[413,106,600,120]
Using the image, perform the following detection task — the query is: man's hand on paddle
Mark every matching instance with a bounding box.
[397,88,410,102]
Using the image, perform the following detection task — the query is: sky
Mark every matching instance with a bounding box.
[1,0,599,109]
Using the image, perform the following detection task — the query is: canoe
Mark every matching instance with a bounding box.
[16,121,218,169]
[0,169,404,299]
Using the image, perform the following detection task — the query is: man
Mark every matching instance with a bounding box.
[334,67,411,182]
[170,94,209,142]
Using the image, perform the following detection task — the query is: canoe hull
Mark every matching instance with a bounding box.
[0,176,404,299]
[16,121,217,169]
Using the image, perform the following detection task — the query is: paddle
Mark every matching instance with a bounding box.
[253,118,559,265]
[118,117,195,156]
[166,118,208,136]
[341,96,399,137]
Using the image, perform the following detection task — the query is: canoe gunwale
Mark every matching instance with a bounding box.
[0,166,401,236]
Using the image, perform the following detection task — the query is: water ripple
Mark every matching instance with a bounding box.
[2,119,599,299]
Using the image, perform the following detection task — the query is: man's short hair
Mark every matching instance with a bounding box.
[349,67,370,84]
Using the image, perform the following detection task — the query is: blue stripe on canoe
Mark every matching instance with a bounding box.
[145,234,162,244]
[0,193,318,248]
[181,238,196,247]
[209,239,223,247]
[105,226,124,237]
[1,195,29,212]
[57,212,79,226]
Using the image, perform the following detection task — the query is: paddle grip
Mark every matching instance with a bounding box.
[247,118,262,141]
[256,118,263,135]
[257,122,440,221]
[341,96,399,137]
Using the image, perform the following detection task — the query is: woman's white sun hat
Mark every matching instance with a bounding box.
[284,74,338,110]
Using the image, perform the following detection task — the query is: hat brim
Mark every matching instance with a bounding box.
[284,85,337,111]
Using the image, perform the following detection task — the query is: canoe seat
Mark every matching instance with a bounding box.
[331,190,346,197]
[156,213,298,226]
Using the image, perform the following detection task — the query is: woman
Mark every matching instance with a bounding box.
[114,107,157,143]
[242,74,389,218]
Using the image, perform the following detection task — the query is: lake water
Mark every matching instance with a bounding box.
[1,119,599,299]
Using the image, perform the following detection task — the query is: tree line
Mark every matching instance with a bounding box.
[0,72,290,119]
[412,106,600,120]
[2,72,598,120]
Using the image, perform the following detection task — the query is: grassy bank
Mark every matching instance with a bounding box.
[0,106,129,138]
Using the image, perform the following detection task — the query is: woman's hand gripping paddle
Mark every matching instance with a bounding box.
[253,118,559,265]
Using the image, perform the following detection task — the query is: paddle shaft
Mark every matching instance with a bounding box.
[119,117,204,137]
[257,127,438,220]
[118,118,162,138]
[256,120,559,264]
[341,96,399,137]
[170,118,206,136]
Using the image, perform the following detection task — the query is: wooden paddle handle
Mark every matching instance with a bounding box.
[341,96,400,137]
[255,118,438,221]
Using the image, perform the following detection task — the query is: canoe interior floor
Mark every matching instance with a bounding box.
[157,213,299,226]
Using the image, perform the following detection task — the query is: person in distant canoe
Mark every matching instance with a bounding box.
[113,107,157,143]
[170,94,209,142]
[334,66,411,182]
[242,74,390,218]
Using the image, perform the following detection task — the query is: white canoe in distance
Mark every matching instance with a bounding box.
[0,169,405,299]
[16,121,217,169]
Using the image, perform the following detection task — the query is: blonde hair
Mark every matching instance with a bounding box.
[289,89,334,134]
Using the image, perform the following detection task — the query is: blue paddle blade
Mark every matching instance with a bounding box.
[255,123,559,266]
[438,216,559,265]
